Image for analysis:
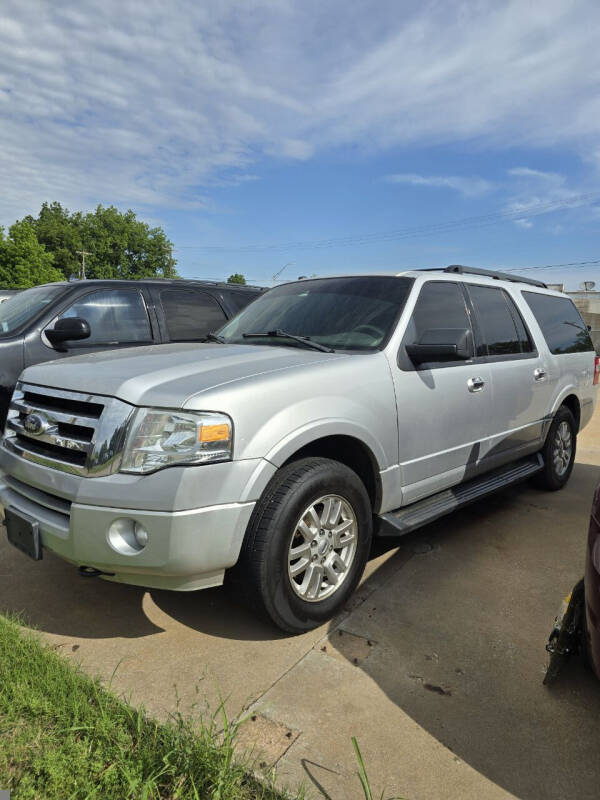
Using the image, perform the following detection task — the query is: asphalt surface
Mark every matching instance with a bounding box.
[2,411,600,799]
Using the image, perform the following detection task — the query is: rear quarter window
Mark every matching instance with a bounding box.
[523,292,594,354]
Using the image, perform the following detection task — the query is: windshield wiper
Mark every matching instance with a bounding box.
[203,332,226,343]
[243,329,334,353]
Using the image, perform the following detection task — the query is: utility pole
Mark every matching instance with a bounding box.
[76,250,91,280]
[272,262,295,284]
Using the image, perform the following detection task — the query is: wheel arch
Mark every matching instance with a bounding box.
[279,434,382,512]
[556,392,581,432]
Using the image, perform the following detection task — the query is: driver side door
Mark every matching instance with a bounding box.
[390,280,493,505]
[24,287,158,370]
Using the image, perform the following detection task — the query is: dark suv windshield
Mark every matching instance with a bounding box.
[217,276,414,351]
[0,285,64,337]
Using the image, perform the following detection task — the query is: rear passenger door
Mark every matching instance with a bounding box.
[393,280,493,504]
[465,284,553,467]
[155,288,228,342]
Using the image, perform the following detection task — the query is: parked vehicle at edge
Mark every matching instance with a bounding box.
[0,279,262,428]
[0,289,19,304]
[1,266,598,632]
[545,482,600,684]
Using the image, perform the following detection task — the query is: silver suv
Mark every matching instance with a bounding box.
[1,266,598,632]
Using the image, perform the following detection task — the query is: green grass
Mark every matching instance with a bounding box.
[0,613,299,800]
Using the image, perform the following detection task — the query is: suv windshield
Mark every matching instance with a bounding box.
[217,276,414,351]
[0,285,64,337]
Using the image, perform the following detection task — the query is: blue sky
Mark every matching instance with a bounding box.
[1,0,600,289]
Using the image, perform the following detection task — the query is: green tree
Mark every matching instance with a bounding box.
[0,221,64,288]
[227,273,246,285]
[24,201,84,280]
[25,202,177,281]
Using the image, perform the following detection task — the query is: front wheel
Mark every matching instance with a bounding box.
[534,406,577,491]
[237,457,373,633]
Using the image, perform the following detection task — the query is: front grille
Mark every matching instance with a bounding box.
[3,382,134,476]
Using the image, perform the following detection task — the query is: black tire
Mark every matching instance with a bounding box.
[235,457,373,633]
[534,406,577,491]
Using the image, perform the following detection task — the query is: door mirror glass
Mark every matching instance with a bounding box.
[406,328,473,364]
[46,317,91,351]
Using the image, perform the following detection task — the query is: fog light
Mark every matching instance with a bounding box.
[107,518,148,555]
[133,522,149,548]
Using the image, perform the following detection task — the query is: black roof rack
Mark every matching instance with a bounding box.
[442,264,547,289]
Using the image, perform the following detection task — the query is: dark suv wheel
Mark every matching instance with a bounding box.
[236,457,373,633]
[534,406,577,491]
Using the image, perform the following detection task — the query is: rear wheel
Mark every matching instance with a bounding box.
[534,406,577,491]
[236,457,373,633]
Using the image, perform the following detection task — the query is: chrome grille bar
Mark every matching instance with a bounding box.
[11,398,100,426]
[7,418,93,453]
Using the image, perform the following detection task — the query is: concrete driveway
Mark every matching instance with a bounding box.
[2,411,600,799]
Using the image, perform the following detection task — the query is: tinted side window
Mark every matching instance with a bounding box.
[160,289,227,341]
[224,291,258,313]
[60,289,152,344]
[504,293,534,353]
[523,292,594,354]
[409,281,471,341]
[467,285,521,356]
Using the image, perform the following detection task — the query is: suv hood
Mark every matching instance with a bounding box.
[20,343,347,408]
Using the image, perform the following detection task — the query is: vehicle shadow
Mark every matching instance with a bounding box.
[0,534,284,642]
[0,521,404,643]
[325,461,600,800]
[0,542,164,638]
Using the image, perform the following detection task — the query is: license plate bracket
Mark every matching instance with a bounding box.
[4,507,42,560]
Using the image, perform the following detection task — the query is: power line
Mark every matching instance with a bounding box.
[181,260,600,288]
[503,259,600,273]
[174,192,600,254]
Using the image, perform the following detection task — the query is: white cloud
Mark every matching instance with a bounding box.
[1,0,600,220]
[505,166,586,229]
[266,138,315,160]
[384,173,492,196]
[507,167,566,186]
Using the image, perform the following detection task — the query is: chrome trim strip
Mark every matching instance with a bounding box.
[19,382,107,406]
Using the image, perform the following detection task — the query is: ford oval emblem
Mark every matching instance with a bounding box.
[23,413,49,436]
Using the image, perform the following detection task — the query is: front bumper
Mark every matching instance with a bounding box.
[0,445,277,591]
[0,472,255,591]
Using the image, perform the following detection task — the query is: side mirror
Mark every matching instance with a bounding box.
[46,317,91,351]
[406,328,473,365]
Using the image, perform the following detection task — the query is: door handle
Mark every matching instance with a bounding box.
[534,368,547,381]
[467,377,485,392]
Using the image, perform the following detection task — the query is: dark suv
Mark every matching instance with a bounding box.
[0,279,262,427]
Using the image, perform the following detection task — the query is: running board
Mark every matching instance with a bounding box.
[377,454,544,537]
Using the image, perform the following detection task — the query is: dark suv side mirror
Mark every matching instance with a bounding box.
[46,317,91,351]
[406,328,473,365]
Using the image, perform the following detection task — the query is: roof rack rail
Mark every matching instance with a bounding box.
[443,265,547,289]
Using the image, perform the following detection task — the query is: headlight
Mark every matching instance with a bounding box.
[120,408,233,474]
